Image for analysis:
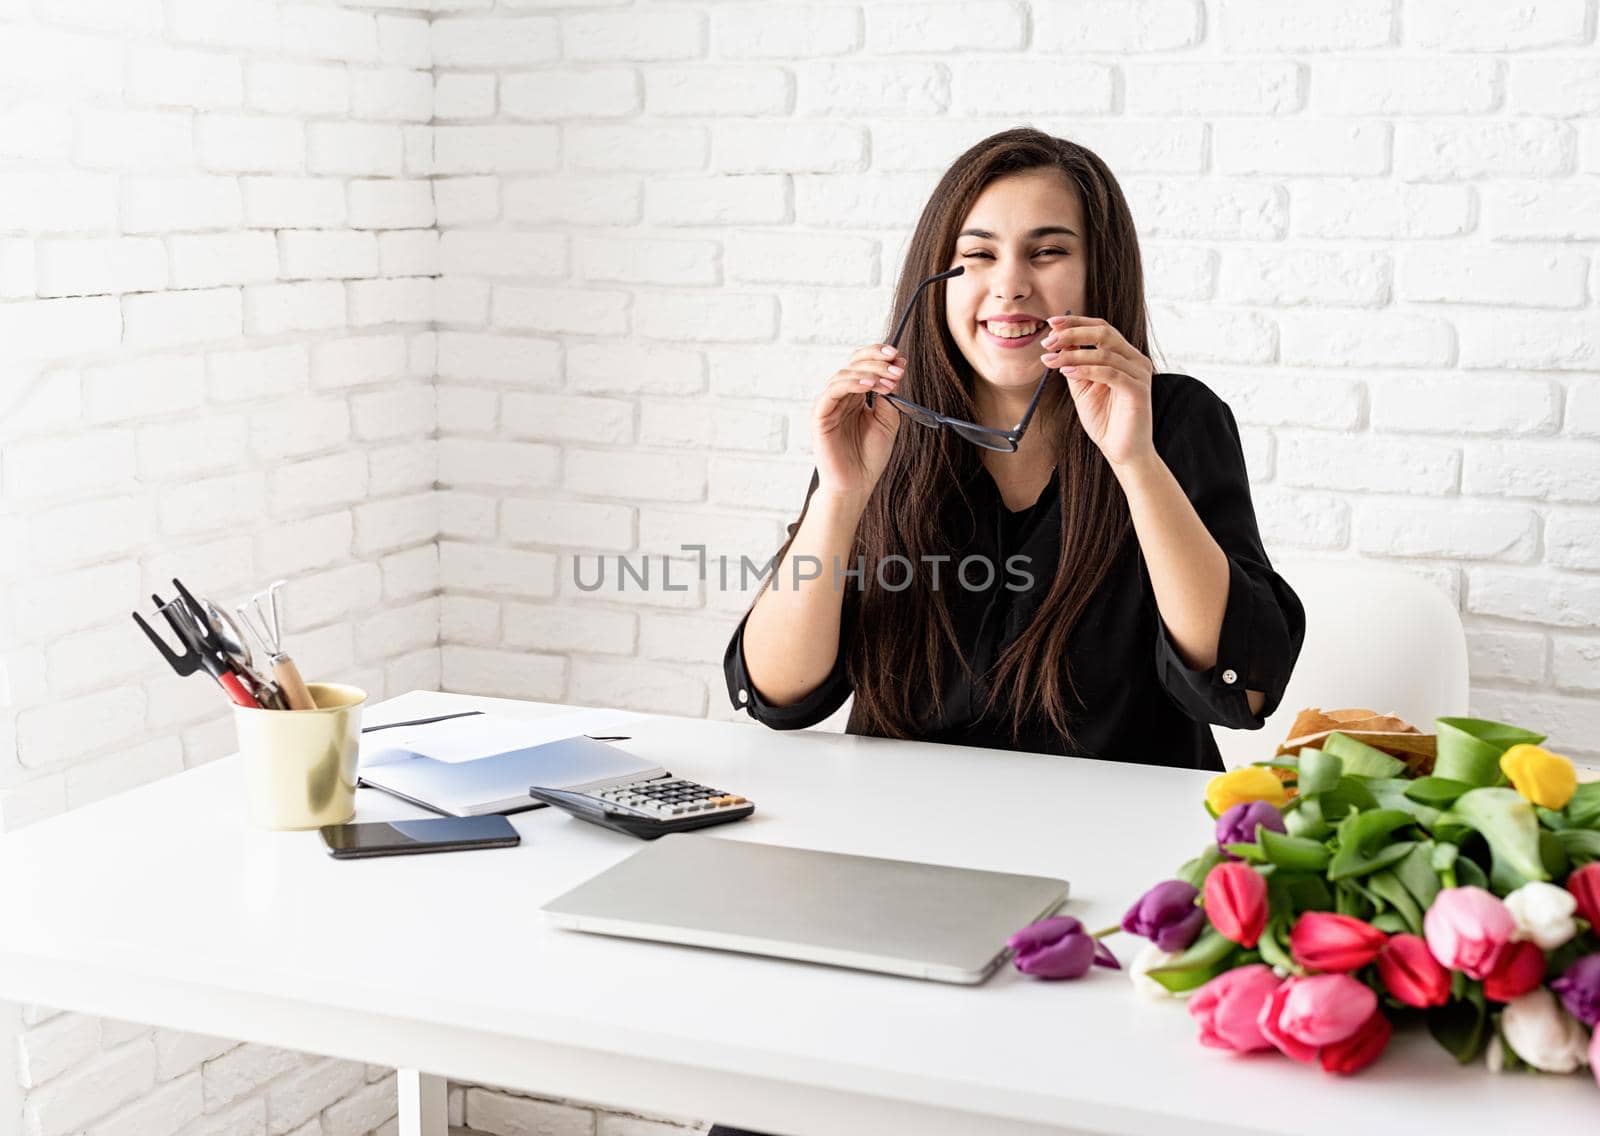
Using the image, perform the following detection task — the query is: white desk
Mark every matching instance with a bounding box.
[0,690,1592,1136]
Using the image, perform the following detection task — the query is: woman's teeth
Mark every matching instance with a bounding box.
[985,321,1040,339]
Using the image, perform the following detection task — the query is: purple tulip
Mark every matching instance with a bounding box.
[1122,879,1206,952]
[1216,800,1287,858]
[1008,916,1120,980]
[1550,954,1600,1027]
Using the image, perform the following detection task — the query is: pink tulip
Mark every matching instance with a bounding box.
[1289,912,1388,973]
[1257,974,1378,1063]
[1188,964,1282,1053]
[1375,933,1451,1009]
[1423,886,1515,980]
[1203,861,1268,948]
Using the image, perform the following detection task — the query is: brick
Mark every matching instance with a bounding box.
[1397,247,1586,307]
[1463,441,1600,503]
[725,231,876,287]
[370,438,435,495]
[173,1098,265,1136]
[435,125,561,174]
[308,123,403,176]
[495,285,628,335]
[644,175,787,226]
[641,402,785,455]
[1122,178,1287,240]
[502,393,634,444]
[269,452,370,516]
[440,231,568,279]
[441,646,565,699]
[567,344,702,398]
[566,449,705,502]
[795,62,948,116]
[278,231,380,280]
[20,493,154,571]
[711,5,860,58]
[24,1041,156,1136]
[576,235,715,286]
[0,23,122,94]
[195,114,305,173]
[1369,374,1558,435]
[278,563,382,632]
[0,102,70,162]
[1290,180,1472,239]
[502,499,634,550]
[121,175,240,233]
[244,281,346,334]
[380,230,439,276]
[0,296,121,358]
[1203,372,1363,430]
[570,124,708,173]
[377,13,431,66]
[573,657,707,715]
[637,612,738,664]
[35,238,166,298]
[437,278,489,324]
[1470,688,1600,765]
[1278,433,1459,494]
[255,511,355,577]
[953,60,1114,116]
[57,735,179,804]
[1222,247,1390,307]
[638,509,783,560]
[169,0,279,49]
[239,177,345,230]
[0,779,68,833]
[128,44,243,108]
[431,17,558,67]
[1406,0,1588,49]
[438,439,558,488]
[320,1074,397,1136]
[1510,57,1600,116]
[1554,637,1600,692]
[382,543,440,600]
[646,65,789,116]
[1278,310,1453,368]
[503,68,638,119]
[1485,181,1600,241]
[0,170,115,233]
[2,430,136,500]
[350,180,435,229]
[1127,61,1301,115]
[564,11,702,61]
[1468,629,1547,686]
[707,344,842,402]
[635,291,776,343]
[0,238,33,297]
[464,1089,597,1136]
[437,385,498,432]
[352,385,433,441]
[201,1045,302,1113]
[266,1058,365,1134]
[1313,58,1501,115]
[351,68,433,122]
[865,1,1023,51]
[209,344,310,403]
[1251,489,1350,550]
[1147,305,1276,364]
[1354,501,1536,561]
[124,289,243,349]
[434,76,492,125]
[437,332,560,384]
[281,4,379,63]
[170,233,280,288]
[504,604,635,654]
[18,1013,99,1088]
[76,109,194,170]
[440,543,557,598]
[45,624,158,700]
[1218,121,1390,176]
[1467,570,1600,629]
[246,61,349,115]
[1216,0,1391,49]
[349,276,435,326]
[247,397,351,460]
[88,1072,202,1136]
[441,594,499,643]
[1460,312,1598,371]
[1547,510,1600,570]
[707,456,814,510]
[1398,120,1574,182]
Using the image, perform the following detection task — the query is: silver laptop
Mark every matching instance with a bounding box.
[541,834,1069,984]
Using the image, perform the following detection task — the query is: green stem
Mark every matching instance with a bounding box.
[1090,924,1122,940]
[1441,866,1458,890]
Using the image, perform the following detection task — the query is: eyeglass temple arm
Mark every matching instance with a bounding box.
[868,265,965,409]
[1011,366,1052,436]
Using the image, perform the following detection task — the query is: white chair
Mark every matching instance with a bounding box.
[1212,557,1470,770]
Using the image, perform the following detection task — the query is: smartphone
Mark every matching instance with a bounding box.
[320,814,520,859]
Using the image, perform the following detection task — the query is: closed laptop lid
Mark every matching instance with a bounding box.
[541,834,1069,984]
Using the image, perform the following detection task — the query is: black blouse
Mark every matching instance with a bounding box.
[722,374,1305,773]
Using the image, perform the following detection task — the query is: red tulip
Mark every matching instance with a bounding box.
[1290,912,1388,973]
[1375,933,1451,1009]
[1257,974,1377,1063]
[1320,1008,1392,1076]
[1484,940,1547,1003]
[1203,861,1268,948]
[1569,862,1600,930]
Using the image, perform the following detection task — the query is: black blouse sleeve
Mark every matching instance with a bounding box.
[722,469,855,730]
[1148,377,1305,730]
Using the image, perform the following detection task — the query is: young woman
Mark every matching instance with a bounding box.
[721,128,1304,776]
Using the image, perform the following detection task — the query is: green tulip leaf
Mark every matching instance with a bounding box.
[1285,795,1328,840]
[1554,828,1600,866]
[1318,777,1380,822]
[1368,869,1423,936]
[1371,911,1411,935]
[1395,841,1442,912]
[1296,748,1343,795]
[1223,841,1269,864]
[1434,717,1545,787]
[1566,781,1600,830]
[1258,828,1332,873]
[1435,787,1549,884]
[1427,985,1490,1065]
[1175,845,1224,890]
[1146,926,1236,992]
[1326,809,1415,880]
[1256,914,1300,976]
[1367,777,1444,828]
[1282,873,1334,915]
[1405,777,1476,807]
[1323,732,1406,779]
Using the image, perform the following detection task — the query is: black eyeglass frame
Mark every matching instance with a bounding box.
[866,265,1054,454]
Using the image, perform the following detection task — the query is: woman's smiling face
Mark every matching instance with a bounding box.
[944,169,1088,392]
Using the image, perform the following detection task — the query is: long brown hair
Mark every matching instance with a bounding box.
[778,127,1154,745]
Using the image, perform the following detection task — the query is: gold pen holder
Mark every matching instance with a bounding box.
[234,682,367,830]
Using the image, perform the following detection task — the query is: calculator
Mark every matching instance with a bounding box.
[528,775,755,840]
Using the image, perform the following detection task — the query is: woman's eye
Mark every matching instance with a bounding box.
[958,249,1066,260]
[960,250,993,259]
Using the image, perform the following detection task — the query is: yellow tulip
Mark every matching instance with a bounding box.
[1205,766,1289,816]
[1500,744,1577,810]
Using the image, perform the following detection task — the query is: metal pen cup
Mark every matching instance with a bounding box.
[234,683,367,830]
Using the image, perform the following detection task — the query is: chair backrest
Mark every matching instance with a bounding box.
[1212,557,1470,770]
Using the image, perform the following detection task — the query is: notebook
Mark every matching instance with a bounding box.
[358,735,664,817]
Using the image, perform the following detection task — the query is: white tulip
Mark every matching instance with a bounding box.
[1499,988,1589,1074]
[1504,881,1578,951]
[1128,942,1187,1001]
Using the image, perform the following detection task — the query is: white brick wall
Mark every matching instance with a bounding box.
[3,2,1599,1135]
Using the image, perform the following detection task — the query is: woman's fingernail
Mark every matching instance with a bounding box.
[881,346,896,357]
[859,376,874,385]
[887,365,904,376]
[1041,334,1057,347]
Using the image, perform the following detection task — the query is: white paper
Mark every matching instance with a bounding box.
[359,708,642,767]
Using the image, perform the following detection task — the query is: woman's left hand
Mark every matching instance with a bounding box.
[1040,315,1155,469]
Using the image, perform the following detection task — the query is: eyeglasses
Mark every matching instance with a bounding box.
[866,265,1053,454]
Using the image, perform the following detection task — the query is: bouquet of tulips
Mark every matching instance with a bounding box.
[1011,709,1600,1083]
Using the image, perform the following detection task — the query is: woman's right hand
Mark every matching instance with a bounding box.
[811,343,904,502]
